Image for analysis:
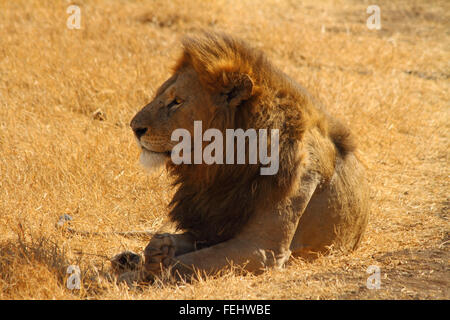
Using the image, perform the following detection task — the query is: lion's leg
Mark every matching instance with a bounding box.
[147,220,198,255]
[290,153,369,258]
[146,171,321,278]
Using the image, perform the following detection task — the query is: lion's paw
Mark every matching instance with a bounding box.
[144,233,176,274]
[111,251,143,274]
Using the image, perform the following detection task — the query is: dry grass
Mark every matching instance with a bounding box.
[0,0,448,300]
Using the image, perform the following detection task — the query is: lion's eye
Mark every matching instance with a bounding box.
[167,98,183,110]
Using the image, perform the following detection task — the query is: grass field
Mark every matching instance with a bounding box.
[0,0,448,299]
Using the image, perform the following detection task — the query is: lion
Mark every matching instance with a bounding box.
[117,32,369,281]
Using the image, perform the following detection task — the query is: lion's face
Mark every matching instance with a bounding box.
[130,60,255,170]
[130,67,217,169]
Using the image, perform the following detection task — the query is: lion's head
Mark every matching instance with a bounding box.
[130,33,260,172]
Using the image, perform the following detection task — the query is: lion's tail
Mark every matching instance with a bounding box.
[329,118,356,157]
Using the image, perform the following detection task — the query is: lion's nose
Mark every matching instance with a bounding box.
[130,112,150,139]
[133,127,148,140]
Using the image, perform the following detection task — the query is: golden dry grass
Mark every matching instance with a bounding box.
[0,0,448,300]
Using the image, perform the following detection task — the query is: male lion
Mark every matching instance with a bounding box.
[121,32,369,280]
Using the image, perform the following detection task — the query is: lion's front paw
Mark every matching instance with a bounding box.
[111,250,143,274]
[144,233,176,274]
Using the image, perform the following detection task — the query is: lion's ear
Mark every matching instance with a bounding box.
[221,72,254,108]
